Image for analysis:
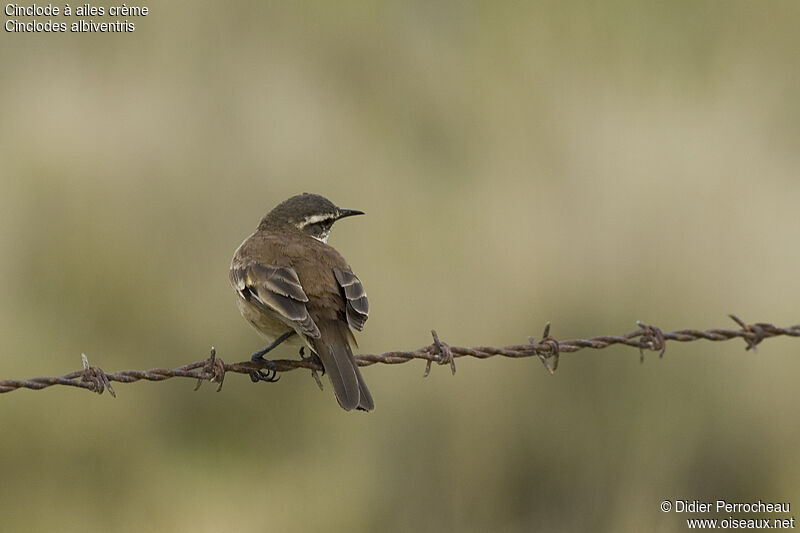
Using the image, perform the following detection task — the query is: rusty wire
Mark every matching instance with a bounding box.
[1,315,798,396]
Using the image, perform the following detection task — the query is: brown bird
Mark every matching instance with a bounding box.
[229,193,373,411]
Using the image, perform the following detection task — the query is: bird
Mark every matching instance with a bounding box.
[229,193,373,411]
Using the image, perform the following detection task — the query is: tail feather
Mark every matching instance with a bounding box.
[354,364,374,411]
[312,322,373,411]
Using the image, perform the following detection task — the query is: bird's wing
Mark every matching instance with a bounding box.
[333,268,369,332]
[230,264,321,338]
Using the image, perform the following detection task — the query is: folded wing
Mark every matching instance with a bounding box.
[333,268,369,332]
[230,264,321,339]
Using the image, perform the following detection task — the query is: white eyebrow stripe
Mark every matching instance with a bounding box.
[298,213,336,228]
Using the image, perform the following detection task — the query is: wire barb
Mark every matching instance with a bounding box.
[1,315,799,396]
[194,347,226,392]
[728,314,767,351]
[531,322,560,374]
[80,354,115,397]
[424,330,456,377]
[636,321,666,362]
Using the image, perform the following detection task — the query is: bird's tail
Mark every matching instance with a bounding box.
[312,322,374,411]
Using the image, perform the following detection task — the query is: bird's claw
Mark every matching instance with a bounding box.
[249,368,280,383]
[249,355,280,383]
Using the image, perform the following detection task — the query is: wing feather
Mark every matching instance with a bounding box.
[333,268,369,332]
[231,264,320,338]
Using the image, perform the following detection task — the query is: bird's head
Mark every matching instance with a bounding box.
[260,193,364,243]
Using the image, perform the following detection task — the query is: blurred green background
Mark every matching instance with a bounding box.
[2,2,799,532]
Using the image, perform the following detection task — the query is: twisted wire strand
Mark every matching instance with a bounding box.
[1,315,798,396]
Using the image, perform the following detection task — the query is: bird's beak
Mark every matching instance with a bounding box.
[337,208,365,219]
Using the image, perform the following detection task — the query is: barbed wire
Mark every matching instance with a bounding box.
[1,315,798,396]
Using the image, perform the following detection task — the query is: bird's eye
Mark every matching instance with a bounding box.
[300,218,334,237]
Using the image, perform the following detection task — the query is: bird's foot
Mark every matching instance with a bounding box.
[298,346,323,366]
[249,353,280,383]
[299,347,324,390]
